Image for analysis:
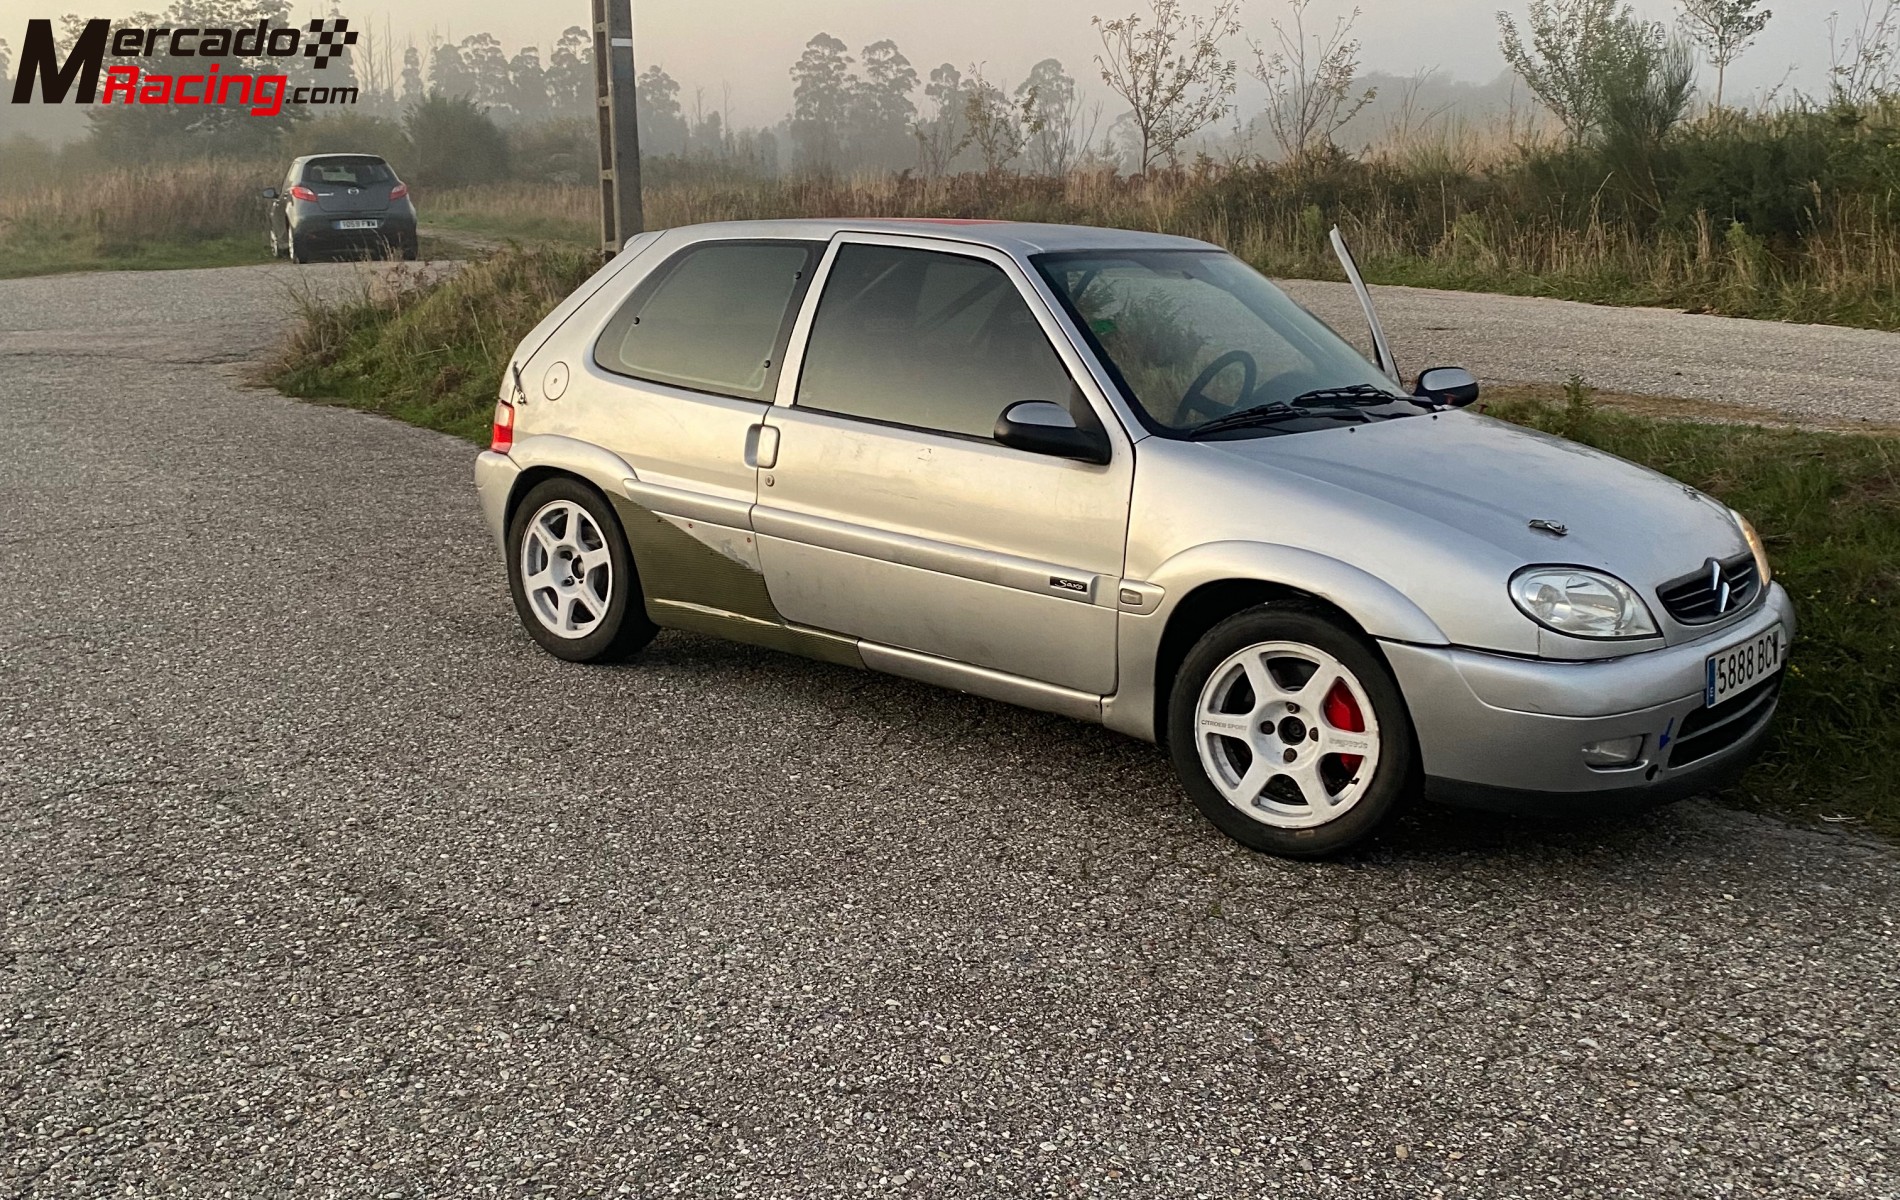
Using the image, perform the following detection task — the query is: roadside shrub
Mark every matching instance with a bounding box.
[403,93,510,189]
[271,245,597,439]
[286,113,413,169]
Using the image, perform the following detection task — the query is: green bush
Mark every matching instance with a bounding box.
[403,93,510,190]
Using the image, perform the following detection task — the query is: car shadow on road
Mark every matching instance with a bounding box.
[619,632,1777,872]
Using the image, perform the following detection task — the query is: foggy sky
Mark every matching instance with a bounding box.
[0,0,1856,126]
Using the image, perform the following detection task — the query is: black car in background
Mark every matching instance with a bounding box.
[263,153,418,263]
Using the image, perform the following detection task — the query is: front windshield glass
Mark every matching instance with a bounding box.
[1034,250,1412,436]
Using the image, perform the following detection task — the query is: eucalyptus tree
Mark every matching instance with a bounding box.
[791,32,854,172]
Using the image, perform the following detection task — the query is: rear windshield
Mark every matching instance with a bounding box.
[302,157,395,186]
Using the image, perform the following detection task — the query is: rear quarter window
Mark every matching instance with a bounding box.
[594,240,819,401]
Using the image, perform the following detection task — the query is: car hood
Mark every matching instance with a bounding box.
[1155,410,1751,655]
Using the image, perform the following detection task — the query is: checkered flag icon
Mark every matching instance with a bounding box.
[304,18,358,69]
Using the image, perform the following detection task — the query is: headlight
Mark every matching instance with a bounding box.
[1734,511,1772,586]
[1509,567,1659,638]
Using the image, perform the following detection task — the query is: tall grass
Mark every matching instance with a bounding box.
[0,158,267,274]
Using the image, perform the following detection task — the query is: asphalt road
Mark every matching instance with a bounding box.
[2,264,1897,1198]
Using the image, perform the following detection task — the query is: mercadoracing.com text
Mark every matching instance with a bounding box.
[97,63,356,116]
[9,16,359,117]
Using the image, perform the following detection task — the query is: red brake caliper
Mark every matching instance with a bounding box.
[1322,678,1365,775]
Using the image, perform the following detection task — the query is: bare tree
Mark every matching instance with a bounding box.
[1251,0,1376,167]
[1678,0,1771,110]
[1828,0,1900,107]
[963,64,1028,173]
[1092,0,1243,173]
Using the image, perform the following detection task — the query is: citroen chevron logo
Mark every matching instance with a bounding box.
[1709,558,1732,614]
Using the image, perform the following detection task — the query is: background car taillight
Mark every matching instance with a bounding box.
[389,182,409,201]
[491,400,515,453]
[288,184,317,202]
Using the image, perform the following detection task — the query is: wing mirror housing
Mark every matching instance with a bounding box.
[994,401,1111,465]
[1415,366,1480,407]
[260,186,279,200]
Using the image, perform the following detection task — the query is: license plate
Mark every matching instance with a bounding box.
[335,219,380,229]
[1705,624,1784,707]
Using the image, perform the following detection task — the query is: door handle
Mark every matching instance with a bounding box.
[745,423,780,470]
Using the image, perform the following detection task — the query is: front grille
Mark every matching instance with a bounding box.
[1668,670,1783,768]
[1656,554,1760,625]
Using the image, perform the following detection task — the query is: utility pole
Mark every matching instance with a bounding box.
[593,0,643,256]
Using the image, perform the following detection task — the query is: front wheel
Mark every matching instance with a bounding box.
[505,477,657,663]
[1167,607,1417,857]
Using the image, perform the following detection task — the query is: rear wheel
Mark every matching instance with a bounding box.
[505,477,657,663]
[287,226,310,264]
[268,224,286,259]
[400,235,419,261]
[1167,606,1416,857]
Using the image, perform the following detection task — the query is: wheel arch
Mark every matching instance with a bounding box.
[502,435,640,532]
[1104,542,1449,744]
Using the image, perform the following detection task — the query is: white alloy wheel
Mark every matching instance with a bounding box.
[1193,640,1382,829]
[519,499,614,638]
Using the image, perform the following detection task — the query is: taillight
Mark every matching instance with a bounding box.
[288,184,317,202]
[490,400,515,453]
[389,182,409,201]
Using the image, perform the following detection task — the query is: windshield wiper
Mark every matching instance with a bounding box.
[1285,383,1428,410]
[1185,402,1362,438]
[1276,387,1428,410]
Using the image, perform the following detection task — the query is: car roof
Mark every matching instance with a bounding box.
[290,153,390,165]
[661,218,1217,257]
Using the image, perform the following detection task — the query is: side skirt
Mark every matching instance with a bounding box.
[859,642,1104,724]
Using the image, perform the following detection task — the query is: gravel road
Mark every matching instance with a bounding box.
[2,263,1897,1198]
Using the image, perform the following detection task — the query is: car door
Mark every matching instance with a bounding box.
[753,234,1136,697]
[571,235,837,649]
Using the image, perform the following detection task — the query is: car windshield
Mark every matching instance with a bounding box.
[302,157,394,186]
[1034,249,1414,436]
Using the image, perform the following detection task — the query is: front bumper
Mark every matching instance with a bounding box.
[474,450,520,554]
[1383,582,1794,813]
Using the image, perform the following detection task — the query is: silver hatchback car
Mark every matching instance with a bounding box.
[475,219,1793,856]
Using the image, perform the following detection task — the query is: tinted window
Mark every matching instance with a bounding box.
[596,241,816,400]
[796,244,1078,439]
[303,157,395,185]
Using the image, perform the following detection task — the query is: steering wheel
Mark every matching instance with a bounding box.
[1178,350,1259,426]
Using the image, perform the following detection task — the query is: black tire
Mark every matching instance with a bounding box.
[288,227,310,265]
[505,477,657,664]
[1167,605,1417,858]
[400,237,419,261]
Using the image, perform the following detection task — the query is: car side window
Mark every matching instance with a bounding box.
[596,240,818,401]
[795,244,1081,440]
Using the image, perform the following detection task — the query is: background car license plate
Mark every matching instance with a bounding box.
[1706,624,1784,707]
[336,219,380,229]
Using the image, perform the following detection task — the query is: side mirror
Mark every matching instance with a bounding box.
[260,186,279,200]
[1416,366,1480,407]
[994,400,1111,465]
